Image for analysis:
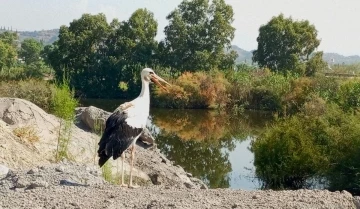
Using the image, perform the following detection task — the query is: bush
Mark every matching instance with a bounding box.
[50,79,78,161]
[153,71,229,109]
[227,69,292,112]
[0,79,54,111]
[252,102,360,192]
[336,79,360,112]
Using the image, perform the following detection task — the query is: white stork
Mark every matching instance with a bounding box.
[97,68,170,188]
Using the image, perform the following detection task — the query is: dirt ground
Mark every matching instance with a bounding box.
[0,162,359,209]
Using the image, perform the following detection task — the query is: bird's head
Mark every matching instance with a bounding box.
[141,68,171,91]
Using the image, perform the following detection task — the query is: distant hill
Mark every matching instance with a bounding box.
[231,45,253,64]
[322,53,360,65]
[0,29,59,45]
[18,29,59,45]
[231,45,360,65]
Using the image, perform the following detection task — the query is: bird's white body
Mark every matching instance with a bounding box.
[118,77,151,130]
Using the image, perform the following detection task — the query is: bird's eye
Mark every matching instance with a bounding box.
[149,72,154,75]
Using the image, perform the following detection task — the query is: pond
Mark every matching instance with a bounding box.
[80,99,274,190]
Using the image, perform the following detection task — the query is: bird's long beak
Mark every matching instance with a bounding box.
[150,74,171,92]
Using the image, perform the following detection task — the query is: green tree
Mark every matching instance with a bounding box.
[48,13,113,97]
[161,0,237,72]
[0,31,18,48]
[107,9,159,97]
[116,9,158,66]
[48,11,159,98]
[19,38,43,65]
[305,51,327,76]
[253,14,320,74]
[0,40,16,71]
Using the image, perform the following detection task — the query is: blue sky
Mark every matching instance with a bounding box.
[1,0,359,56]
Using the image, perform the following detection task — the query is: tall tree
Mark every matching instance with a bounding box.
[161,0,237,72]
[103,9,159,98]
[48,13,112,97]
[116,9,158,66]
[0,31,18,48]
[253,14,321,74]
[19,38,43,65]
[48,12,159,98]
[0,40,16,71]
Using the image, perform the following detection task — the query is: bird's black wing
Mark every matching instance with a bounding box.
[97,110,143,167]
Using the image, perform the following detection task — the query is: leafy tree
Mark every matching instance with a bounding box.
[0,31,18,48]
[19,38,43,65]
[161,0,237,72]
[48,13,112,97]
[107,9,159,97]
[48,12,159,98]
[116,9,158,66]
[253,14,320,74]
[0,40,16,71]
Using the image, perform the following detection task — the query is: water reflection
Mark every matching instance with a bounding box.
[149,109,274,188]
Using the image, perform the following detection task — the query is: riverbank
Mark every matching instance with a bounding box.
[0,97,359,208]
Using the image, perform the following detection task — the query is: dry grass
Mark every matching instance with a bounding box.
[13,126,40,144]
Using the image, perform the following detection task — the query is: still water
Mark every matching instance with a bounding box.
[80,99,274,190]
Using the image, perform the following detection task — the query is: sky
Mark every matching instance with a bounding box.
[1,0,359,56]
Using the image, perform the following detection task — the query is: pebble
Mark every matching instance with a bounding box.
[27,180,49,189]
[27,168,39,174]
[55,166,65,172]
[16,179,29,188]
[0,164,9,177]
[252,195,260,199]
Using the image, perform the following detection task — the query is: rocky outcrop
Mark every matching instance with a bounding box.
[0,98,206,189]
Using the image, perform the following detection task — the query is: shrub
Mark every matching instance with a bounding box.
[252,103,360,192]
[227,69,292,112]
[50,79,78,161]
[248,87,281,111]
[0,79,54,111]
[336,79,360,111]
[282,77,314,115]
[13,126,40,144]
[153,71,229,109]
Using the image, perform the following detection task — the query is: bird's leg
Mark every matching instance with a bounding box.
[128,144,139,188]
[119,152,127,187]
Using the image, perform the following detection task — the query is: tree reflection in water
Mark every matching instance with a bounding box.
[149,109,273,188]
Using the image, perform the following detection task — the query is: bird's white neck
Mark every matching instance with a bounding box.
[139,79,150,99]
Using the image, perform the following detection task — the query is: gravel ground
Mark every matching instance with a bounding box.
[0,163,359,209]
[1,185,359,209]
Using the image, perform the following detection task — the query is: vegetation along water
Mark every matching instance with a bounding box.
[0,0,360,195]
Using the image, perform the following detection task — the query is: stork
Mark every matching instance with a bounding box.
[97,68,170,188]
